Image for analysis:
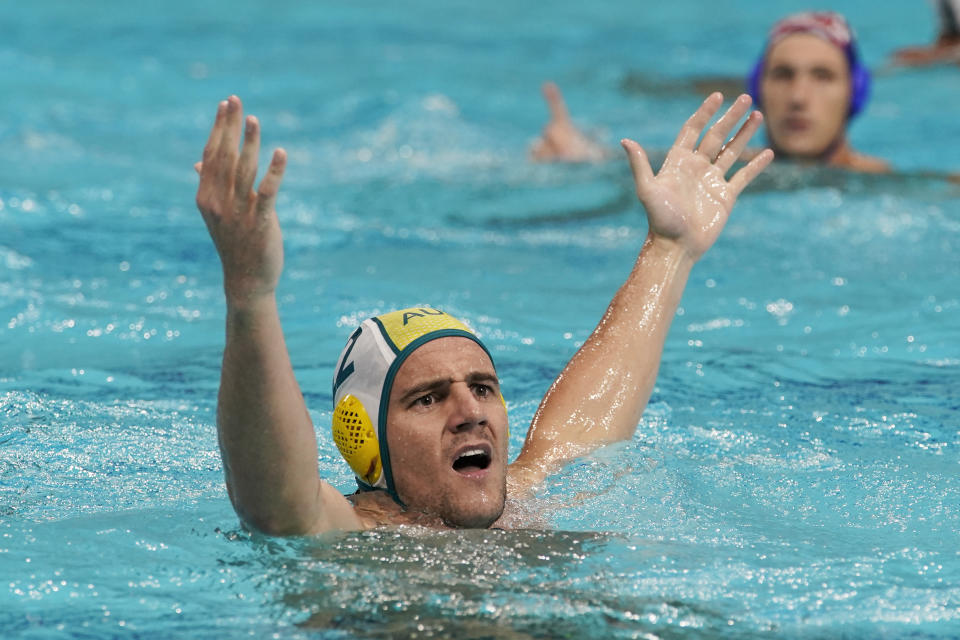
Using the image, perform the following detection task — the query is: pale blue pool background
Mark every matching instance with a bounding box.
[1,0,958,637]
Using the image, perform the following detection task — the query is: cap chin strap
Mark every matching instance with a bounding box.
[354,477,404,507]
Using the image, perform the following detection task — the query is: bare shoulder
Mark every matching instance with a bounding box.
[841,152,892,174]
[827,145,891,174]
[506,438,597,498]
[345,489,454,529]
[307,480,368,532]
[506,460,545,497]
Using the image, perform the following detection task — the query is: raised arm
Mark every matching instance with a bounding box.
[196,96,360,535]
[511,93,773,484]
[530,82,608,163]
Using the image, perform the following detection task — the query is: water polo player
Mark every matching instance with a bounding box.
[747,11,889,172]
[194,92,772,534]
[533,11,889,173]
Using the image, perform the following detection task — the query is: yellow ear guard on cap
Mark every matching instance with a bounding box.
[331,394,381,486]
[332,390,507,489]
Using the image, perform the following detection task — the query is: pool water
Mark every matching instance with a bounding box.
[2,1,958,637]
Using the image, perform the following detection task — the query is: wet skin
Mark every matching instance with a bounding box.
[197,94,775,535]
[385,337,509,528]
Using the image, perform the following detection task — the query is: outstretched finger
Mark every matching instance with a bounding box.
[697,94,752,160]
[215,96,244,186]
[255,149,287,217]
[236,116,261,204]
[621,138,655,198]
[728,148,774,198]
[542,82,570,123]
[672,92,723,150]
[714,110,764,173]
[200,100,228,172]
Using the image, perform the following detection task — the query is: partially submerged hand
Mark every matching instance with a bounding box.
[195,95,288,304]
[530,82,607,163]
[621,93,773,261]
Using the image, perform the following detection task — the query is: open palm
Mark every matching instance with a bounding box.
[622,93,773,261]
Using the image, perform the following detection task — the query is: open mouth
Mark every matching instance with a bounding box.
[452,446,492,474]
[783,118,810,131]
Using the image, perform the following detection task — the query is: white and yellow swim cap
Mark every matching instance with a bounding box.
[331,307,494,502]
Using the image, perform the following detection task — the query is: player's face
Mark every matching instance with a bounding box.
[761,33,852,159]
[386,337,508,528]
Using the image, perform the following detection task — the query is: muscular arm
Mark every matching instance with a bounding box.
[511,94,774,485]
[196,96,361,535]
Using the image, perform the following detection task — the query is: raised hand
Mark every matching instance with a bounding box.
[195,96,288,303]
[621,93,773,261]
[530,82,606,163]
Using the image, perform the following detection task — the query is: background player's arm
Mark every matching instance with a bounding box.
[530,82,608,163]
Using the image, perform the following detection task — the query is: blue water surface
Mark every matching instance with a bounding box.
[2,1,959,638]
